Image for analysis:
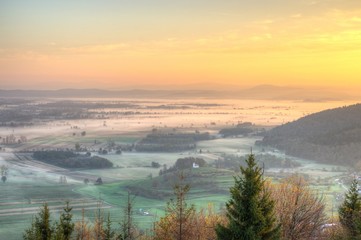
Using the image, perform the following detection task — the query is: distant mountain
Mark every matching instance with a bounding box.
[0,85,353,101]
[234,84,351,101]
[259,103,361,166]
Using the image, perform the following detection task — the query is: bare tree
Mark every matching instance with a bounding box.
[118,192,137,240]
[152,176,227,240]
[270,175,327,240]
[1,165,8,183]
[74,209,91,240]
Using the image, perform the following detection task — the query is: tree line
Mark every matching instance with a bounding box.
[33,151,113,169]
[23,154,355,239]
[135,132,210,152]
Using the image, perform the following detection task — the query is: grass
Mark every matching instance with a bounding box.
[75,167,236,221]
[2,98,357,239]
[0,183,90,240]
[0,135,350,239]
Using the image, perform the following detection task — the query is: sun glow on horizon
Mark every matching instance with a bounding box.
[1,1,361,91]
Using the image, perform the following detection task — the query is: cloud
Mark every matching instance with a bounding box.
[2,7,361,61]
[61,43,130,54]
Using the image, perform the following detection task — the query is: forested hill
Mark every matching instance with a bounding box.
[259,103,361,166]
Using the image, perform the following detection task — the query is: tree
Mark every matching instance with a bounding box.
[117,192,137,240]
[24,218,39,240]
[93,207,104,240]
[74,209,91,240]
[193,204,227,240]
[216,154,280,240]
[1,165,8,176]
[1,165,7,183]
[151,161,161,168]
[23,202,75,240]
[271,175,326,240]
[83,178,90,185]
[75,143,81,152]
[23,203,54,240]
[153,173,197,240]
[95,177,103,185]
[58,201,75,240]
[103,213,115,240]
[339,179,361,238]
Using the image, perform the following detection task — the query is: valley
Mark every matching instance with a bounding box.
[0,97,357,239]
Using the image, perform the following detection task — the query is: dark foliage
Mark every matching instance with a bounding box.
[23,203,53,240]
[216,154,280,240]
[338,179,361,238]
[135,132,210,152]
[160,157,206,175]
[95,177,103,185]
[174,157,206,170]
[151,161,161,168]
[259,103,361,165]
[0,109,34,122]
[215,154,301,171]
[219,127,253,137]
[33,151,113,169]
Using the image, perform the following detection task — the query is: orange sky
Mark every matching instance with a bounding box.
[1,1,361,90]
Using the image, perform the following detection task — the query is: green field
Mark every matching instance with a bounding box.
[0,136,351,239]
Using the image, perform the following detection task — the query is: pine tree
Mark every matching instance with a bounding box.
[59,201,75,240]
[339,179,361,238]
[23,203,54,240]
[103,213,115,240]
[23,218,39,240]
[38,203,53,240]
[216,154,280,240]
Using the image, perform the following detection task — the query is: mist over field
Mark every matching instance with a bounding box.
[0,94,359,239]
[2,0,361,238]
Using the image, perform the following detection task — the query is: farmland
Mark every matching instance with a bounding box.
[0,97,356,239]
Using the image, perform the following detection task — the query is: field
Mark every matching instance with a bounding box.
[0,98,355,239]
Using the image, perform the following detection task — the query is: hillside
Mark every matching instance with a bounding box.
[258,103,361,166]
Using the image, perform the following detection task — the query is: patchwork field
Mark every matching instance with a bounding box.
[0,98,355,239]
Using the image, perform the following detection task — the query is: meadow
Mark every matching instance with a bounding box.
[0,98,355,239]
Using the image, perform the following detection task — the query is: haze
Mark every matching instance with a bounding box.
[1,0,361,92]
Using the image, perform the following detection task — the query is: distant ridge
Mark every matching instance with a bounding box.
[0,85,352,101]
[259,103,361,166]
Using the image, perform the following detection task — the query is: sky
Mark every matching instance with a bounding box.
[1,0,361,90]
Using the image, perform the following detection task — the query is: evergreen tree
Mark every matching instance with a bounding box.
[216,154,280,240]
[53,222,65,240]
[103,213,115,240]
[339,179,361,238]
[23,218,39,240]
[36,203,53,240]
[23,203,54,240]
[59,201,75,240]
